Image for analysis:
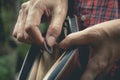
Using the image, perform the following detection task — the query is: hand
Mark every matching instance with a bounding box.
[59,19,120,80]
[13,0,68,47]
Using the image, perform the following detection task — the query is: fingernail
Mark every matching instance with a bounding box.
[47,36,56,47]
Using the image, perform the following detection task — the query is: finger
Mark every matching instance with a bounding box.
[25,1,44,45]
[46,2,68,47]
[59,27,102,49]
[13,2,29,41]
[13,9,23,38]
[80,46,111,80]
[18,2,30,42]
[23,32,33,44]
[16,9,25,42]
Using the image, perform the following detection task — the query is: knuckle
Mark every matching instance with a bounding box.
[98,61,108,70]
[24,35,30,41]
[87,59,98,70]
[24,7,29,14]
[17,33,24,41]
[88,59,107,70]
[32,2,45,13]
[19,9,22,14]
[32,1,41,9]
[66,34,72,41]
[49,26,61,37]
[21,2,27,9]
[51,26,60,33]
[55,6,67,17]
[25,24,33,32]
[87,29,102,41]
[65,34,73,43]
[24,37,29,41]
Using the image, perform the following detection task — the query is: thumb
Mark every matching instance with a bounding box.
[46,4,67,47]
[59,28,101,49]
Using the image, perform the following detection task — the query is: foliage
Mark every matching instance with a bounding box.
[0,51,17,80]
[0,0,30,80]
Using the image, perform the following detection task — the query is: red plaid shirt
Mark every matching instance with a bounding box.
[73,0,120,79]
[74,0,119,29]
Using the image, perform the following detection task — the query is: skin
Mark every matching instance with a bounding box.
[13,0,120,80]
[59,19,120,80]
[13,0,68,79]
[13,0,68,46]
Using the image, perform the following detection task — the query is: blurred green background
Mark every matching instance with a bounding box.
[0,0,30,80]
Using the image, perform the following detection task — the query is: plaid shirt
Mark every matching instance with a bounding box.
[73,0,120,79]
[74,0,119,29]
